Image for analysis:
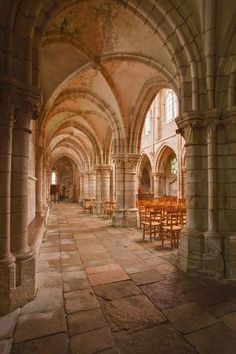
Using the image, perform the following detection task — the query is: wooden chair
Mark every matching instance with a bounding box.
[142,208,163,242]
[161,209,183,248]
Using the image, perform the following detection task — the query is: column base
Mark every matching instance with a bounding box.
[201,232,225,278]
[0,260,16,315]
[177,229,204,274]
[94,202,103,215]
[113,208,138,227]
[225,234,236,279]
[0,254,36,316]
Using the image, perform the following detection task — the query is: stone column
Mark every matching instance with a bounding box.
[94,166,102,215]
[203,117,224,277]
[79,174,84,204]
[10,103,36,294]
[112,153,140,227]
[153,172,163,198]
[72,165,78,203]
[36,148,43,215]
[88,170,96,200]
[0,98,16,315]
[42,166,47,209]
[83,171,89,200]
[101,165,112,204]
[177,120,206,272]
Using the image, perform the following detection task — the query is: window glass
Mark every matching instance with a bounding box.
[51,171,57,185]
[165,89,178,123]
[170,157,178,175]
[144,111,151,135]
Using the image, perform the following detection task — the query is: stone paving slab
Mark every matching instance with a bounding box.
[70,327,114,354]
[63,278,91,293]
[93,280,141,302]
[121,261,153,275]
[140,280,191,310]
[11,333,68,354]
[206,301,236,317]
[113,324,197,354]
[37,259,61,273]
[3,203,236,354]
[163,302,218,334]
[67,308,106,336]
[130,270,164,285]
[220,311,236,330]
[102,295,166,332]
[14,308,67,343]
[185,322,236,354]
[86,264,129,286]
[188,284,236,306]
[0,339,12,354]
[0,308,19,340]
[64,288,99,313]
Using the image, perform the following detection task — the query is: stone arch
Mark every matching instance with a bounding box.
[129,76,178,153]
[137,153,153,195]
[154,145,178,197]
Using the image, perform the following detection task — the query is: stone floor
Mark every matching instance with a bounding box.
[1,203,236,354]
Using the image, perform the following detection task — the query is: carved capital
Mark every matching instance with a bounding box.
[112,153,141,170]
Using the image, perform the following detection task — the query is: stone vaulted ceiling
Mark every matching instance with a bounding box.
[39,0,202,173]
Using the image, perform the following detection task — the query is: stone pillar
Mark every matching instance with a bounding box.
[88,170,96,200]
[153,172,163,198]
[79,174,84,203]
[10,103,36,296]
[177,120,206,273]
[101,165,112,204]
[94,166,102,215]
[72,165,78,203]
[42,166,47,209]
[36,148,43,215]
[83,171,89,200]
[0,97,16,315]
[112,153,140,227]
[203,117,224,277]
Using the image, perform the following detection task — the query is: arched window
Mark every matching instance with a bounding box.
[164,89,178,123]
[144,111,151,135]
[51,171,57,185]
[170,157,178,175]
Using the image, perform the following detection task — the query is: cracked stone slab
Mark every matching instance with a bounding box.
[121,262,153,275]
[64,288,99,313]
[102,295,166,332]
[11,333,68,354]
[113,324,197,354]
[14,308,67,343]
[0,308,19,340]
[163,302,218,334]
[69,327,114,354]
[185,322,236,354]
[140,280,191,310]
[130,270,164,286]
[93,280,141,303]
[67,308,106,336]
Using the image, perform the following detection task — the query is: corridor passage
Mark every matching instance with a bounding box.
[1,203,236,354]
